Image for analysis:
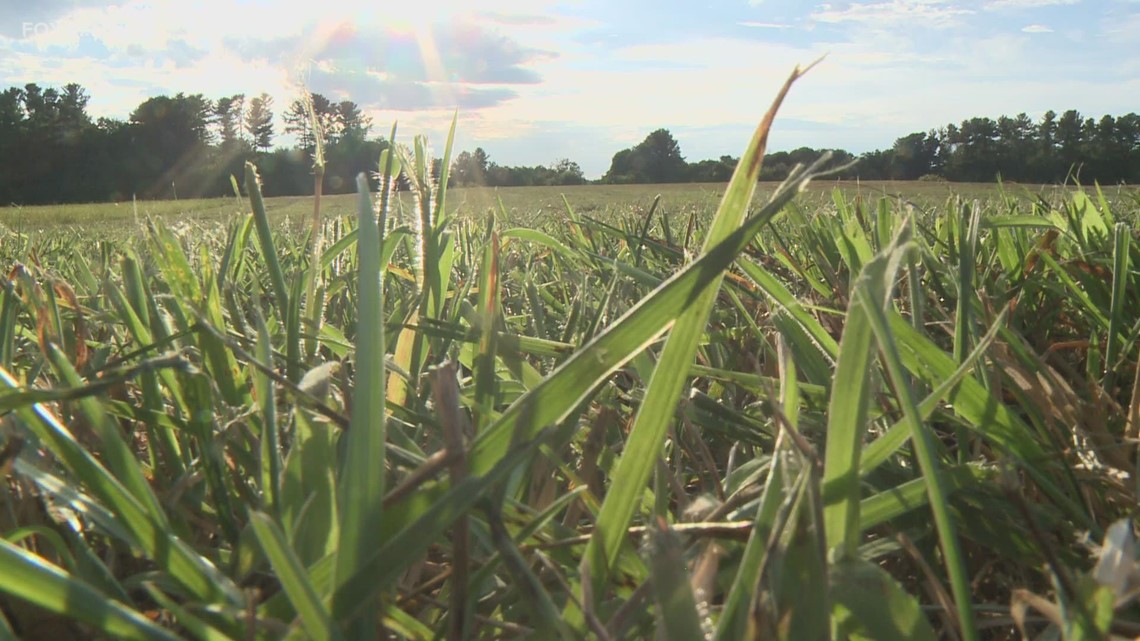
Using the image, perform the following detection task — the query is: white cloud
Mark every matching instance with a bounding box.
[1021,23,1055,32]
[986,0,1079,9]
[739,21,793,28]
[810,1,975,28]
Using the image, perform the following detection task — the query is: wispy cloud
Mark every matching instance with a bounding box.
[1021,23,1054,32]
[739,21,793,29]
[810,1,975,28]
[986,0,1079,10]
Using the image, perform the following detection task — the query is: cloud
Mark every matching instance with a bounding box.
[0,0,120,38]
[228,20,550,110]
[233,21,549,83]
[986,0,1079,9]
[739,21,793,28]
[1021,23,1055,32]
[305,66,519,111]
[810,1,975,28]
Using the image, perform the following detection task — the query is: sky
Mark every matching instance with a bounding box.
[0,0,1137,178]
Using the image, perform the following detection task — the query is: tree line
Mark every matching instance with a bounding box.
[0,84,386,204]
[1,82,1137,206]
[600,111,1140,185]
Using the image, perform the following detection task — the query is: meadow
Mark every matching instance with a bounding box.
[0,79,1139,640]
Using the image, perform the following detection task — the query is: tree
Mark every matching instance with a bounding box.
[1055,109,1084,180]
[129,92,215,198]
[336,100,371,142]
[451,147,490,186]
[550,158,586,185]
[603,148,637,183]
[891,132,940,180]
[283,92,335,152]
[635,128,687,183]
[603,128,687,183]
[687,155,737,182]
[245,93,275,152]
[213,95,244,149]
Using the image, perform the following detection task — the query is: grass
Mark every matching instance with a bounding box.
[4,180,1137,232]
[0,70,1138,640]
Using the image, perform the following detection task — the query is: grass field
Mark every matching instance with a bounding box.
[4,179,1136,231]
[1,110,1140,639]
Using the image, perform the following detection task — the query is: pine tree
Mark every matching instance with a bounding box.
[244,93,274,151]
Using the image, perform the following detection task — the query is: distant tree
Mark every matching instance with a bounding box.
[0,87,23,130]
[891,132,940,180]
[603,128,687,183]
[855,149,896,180]
[603,148,637,183]
[283,92,336,153]
[213,95,244,149]
[451,147,490,186]
[550,158,586,185]
[336,99,371,141]
[637,129,687,183]
[1055,109,1084,180]
[245,93,275,152]
[129,92,215,198]
[687,155,736,182]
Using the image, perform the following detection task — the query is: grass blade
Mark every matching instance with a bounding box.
[333,174,387,633]
[250,511,343,641]
[0,539,181,641]
[859,222,979,637]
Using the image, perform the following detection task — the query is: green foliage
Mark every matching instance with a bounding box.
[603,128,689,183]
[0,83,1138,640]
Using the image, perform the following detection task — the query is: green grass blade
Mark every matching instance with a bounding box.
[44,343,170,531]
[0,538,182,641]
[859,229,979,638]
[1104,221,1130,390]
[244,162,290,324]
[250,511,343,641]
[830,557,936,641]
[469,140,835,486]
[333,174,387,632]
[0,367,242,605]
[856,307,1008,477]
[646,519,707,641]
[254,306,281,515]
[141,583,237,641]
[583,65,817,599]
[820,250,882,557]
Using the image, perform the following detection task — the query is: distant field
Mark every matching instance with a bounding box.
[2,180,1135,231]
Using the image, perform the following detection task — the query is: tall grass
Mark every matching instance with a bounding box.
[0,68,1136,640]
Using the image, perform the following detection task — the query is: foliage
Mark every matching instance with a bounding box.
[2,81,1140,208]
[0,70,1138,640]
[603,128,689,183]
[244,93,275,152]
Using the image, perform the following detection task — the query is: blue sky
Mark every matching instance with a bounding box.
[0,0,1137,177]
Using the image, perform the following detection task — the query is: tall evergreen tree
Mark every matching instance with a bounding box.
[245,93,275,152]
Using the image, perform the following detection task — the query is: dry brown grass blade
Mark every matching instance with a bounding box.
[51,279,88,371]
[689,540,721,617]
[897,531,961,641]
[1125,359,1140,444]
[431,360,471,641]
[1011,588,1063,639]
[993,340,1131,474]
